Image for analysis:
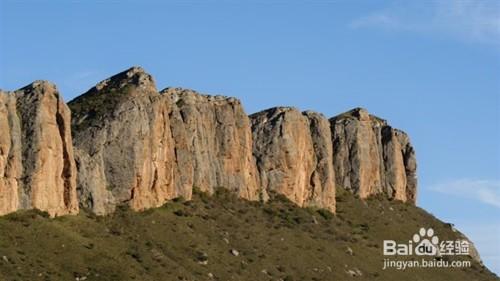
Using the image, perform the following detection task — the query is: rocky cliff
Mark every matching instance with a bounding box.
[251,107,336,212]
[0,66,417,216]
[0,81,78,217]
[2,68,494,281]
[69,67,177,215]
[330,108,417,203]
[161,87,260,201]
[69,67,260,215]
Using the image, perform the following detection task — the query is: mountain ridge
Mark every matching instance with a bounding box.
[0,66,497,280]
[1,65,416,216]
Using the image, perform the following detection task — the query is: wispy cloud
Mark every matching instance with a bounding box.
[428,179,500,208]
[349,0,500,46]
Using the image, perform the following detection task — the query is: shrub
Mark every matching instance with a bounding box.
[317,209,333,220]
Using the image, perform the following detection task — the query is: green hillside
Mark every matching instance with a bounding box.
[0,189,496,281]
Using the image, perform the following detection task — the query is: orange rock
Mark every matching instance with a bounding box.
[0,81,78,217]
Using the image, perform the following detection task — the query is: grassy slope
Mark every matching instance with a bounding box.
[0,189,497,281]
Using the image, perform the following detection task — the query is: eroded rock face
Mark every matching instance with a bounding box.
[0,91,21,215]
[70,67,260,215]
[304,111,336,211]
[161,88,260,201]
[70,67,178,215]
[0,82,78,217]
[251,107,336,211]
[330,108,417,203]
[2,67,419,217]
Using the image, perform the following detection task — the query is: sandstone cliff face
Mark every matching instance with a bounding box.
[304,111,336,211]
[1,67,418,217]
[70,67,260,215]
[0,82,78,217]
[0,91,21,215]
[69,67,178,215]
[330,108,417,203]
[161,88,260,201]
[251,107,336,212]
[69,69,416,215]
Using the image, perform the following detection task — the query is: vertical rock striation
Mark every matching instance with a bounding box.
[69,67,177,215]
[0,91,21,215]
[1,66,418,217]
[250,107,336,212]
[70,67,260,215]
[161,88,260,201]
[0,82,78,217]
[303,111,336,211]
[69,68,416,214]
[330,108,417,203]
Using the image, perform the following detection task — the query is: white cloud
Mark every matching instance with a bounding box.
[428,179,500,208]
[349,0,500,46]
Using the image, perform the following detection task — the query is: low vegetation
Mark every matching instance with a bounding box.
[0,188,496,281]
[68,85,132,132]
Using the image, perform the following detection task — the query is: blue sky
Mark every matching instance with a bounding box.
[1,0,499,274]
